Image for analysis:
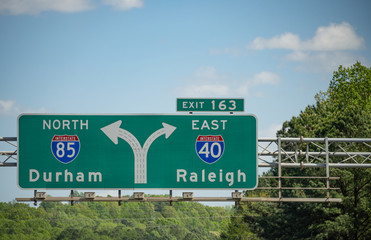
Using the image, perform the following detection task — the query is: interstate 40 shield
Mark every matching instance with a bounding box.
[18,114,257,189]
[196,135,225,164]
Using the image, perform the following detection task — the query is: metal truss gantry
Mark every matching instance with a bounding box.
[1,137,370,204]
[256,137,371,203]
[259,137,371,168]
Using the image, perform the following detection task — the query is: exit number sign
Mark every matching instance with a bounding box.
[177,98,244,112]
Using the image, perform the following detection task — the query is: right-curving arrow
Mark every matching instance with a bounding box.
[101,121,176,184]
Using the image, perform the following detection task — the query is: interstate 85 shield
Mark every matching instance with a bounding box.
[51,135,80,164]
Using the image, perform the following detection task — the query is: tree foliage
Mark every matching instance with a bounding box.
[276,62,370,240]
[279,62,370,138]
[222,62,370,239]
[0,198,230,240]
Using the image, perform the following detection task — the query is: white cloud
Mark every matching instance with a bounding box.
[102,0,143,11]
[0,0,144,15]
[248,22,364,51]
[176,67,280,97]
[303,22,364,51]
[0,100,46,116]
[210,47,243,56]
[236,71,280,95]
[0,100,18,115]
[286,51,366,72]
[182,84,232,97]
[0,0,93,15]
[194,66,225,80]
[210,22,365,73]
[249,32,301,50]
[248,22,366,72]
[251,72,280,85]
[285,51,309,61]
[259,123,282,138]
[177,66,232,97]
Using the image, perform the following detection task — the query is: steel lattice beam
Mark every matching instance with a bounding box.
[2,137,371,167]
[2,137,370,204]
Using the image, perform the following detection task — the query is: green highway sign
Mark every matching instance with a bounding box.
[177,98,244,112]
[18,114,257,189]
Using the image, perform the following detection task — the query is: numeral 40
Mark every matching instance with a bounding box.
[198,142,223,158]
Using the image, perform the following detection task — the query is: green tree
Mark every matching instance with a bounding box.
[278,62,370,239]
[220,206,258,240]
[277,62,370,239]
[2,196,231,239]
[223,62,370,239]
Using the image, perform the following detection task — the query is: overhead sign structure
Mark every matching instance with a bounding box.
[177,98,244,112]
[18,114,257,190]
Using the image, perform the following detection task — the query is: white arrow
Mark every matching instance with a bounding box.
[101,120,176,184]
[143,123,176,151]
[138,123,176,183]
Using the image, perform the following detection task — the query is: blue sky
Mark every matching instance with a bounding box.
[0,0,370,205]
